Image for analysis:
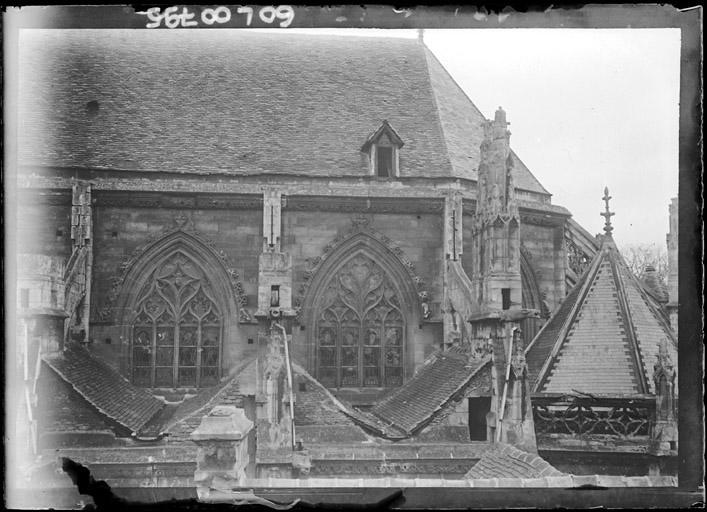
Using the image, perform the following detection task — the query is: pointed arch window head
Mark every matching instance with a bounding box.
[131,251,222,389]
[315,254,405,389]
[361,120,404,178]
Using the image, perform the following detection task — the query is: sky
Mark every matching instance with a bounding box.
[259,27,681,250]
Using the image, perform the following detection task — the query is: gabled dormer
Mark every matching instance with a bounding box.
[361,120,404,178]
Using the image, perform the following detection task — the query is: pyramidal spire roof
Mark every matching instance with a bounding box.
[525,188,677,396]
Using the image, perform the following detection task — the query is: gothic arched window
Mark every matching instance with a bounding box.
[131,252,221,388]
[315,254,404,389]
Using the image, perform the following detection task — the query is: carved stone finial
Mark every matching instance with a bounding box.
[601,186,615,235]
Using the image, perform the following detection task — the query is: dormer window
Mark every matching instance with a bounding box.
[361,120,404,178]
[376,146,393,177]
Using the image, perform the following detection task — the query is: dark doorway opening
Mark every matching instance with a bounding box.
[468,396,491,441]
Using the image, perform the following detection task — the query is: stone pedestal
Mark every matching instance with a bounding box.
[191,406,254,499]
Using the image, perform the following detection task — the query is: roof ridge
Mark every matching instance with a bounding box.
[421,47,456,177]
[607,247,650,394]
[423,46,550,195]
[614,250,678,348]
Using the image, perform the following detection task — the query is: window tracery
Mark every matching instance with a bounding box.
[315,254,404,389]
[131,252,221,388]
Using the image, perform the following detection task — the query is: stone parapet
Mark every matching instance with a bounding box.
[190,406,254,498]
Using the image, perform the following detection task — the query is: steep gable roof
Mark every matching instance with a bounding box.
[370,350,490,435]
[43,344,165,434]
[525,234,678,395]
[18,30,549,196]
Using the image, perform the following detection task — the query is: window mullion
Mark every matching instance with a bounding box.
[336,324,341,389]
[173,318,180,388]
[196,321,202,389]
[151,323,157,388]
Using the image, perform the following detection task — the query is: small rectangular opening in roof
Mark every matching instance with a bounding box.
[502,288,511,310]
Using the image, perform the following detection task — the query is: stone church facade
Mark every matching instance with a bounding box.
[12,31,677,489]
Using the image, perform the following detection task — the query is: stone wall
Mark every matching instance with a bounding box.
[284,210,444,373]
[17,202,72,258]
[85,204,444,382]
[519,223,566,312]
[89,206,263,376]
[461,220,565,314]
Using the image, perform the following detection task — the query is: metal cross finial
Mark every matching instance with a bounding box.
[601,186,615,235]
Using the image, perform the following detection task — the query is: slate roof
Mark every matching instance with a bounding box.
[18,30,548,195]
[43,344,165,434]
[370,351,490,435]
[525,233,678,395]
[162,357,256,441]
[465,443,565,480]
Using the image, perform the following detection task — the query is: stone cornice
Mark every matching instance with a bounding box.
[16,165,554,202]
[93,191,263,210]
[18,176,570,221]
[284,195,444,214]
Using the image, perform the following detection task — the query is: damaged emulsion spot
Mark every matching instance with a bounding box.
[85,100,100,117]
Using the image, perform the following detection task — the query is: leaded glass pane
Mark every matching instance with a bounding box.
[341,346,357,367]
[202,347,219,366]
[319,327,335,346]
[133,367,151,386]
[341,366,359,387]
[363,365,381,387]
[178,367,196,387]
[385,366,403,387]
[202,326,220,346]
[363,346,380,366]
[180,326,197,346]
[156,326,174,345]
[384,327,402,346]
[155,367,173,387]
[200,367,218,387]
[179,346,197,366]
[156,347,173,366]
[319,347,336,367]
[385,346,402,367]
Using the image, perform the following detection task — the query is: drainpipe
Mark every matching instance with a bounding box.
[273,321,295,451]
[496,326,514,443]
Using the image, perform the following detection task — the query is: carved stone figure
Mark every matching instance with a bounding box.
[419,290,431,319]
[490,183,502,213]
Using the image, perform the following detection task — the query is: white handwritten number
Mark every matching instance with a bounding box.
[144,7,164,28]
[142,5,293,28]
[236,6,254,26]
[179,7,198,27]
[257,6,294,28]
[275,5,294,27]
[143,6,198,28]
[258,6,277,24]
[201,6,232,25]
